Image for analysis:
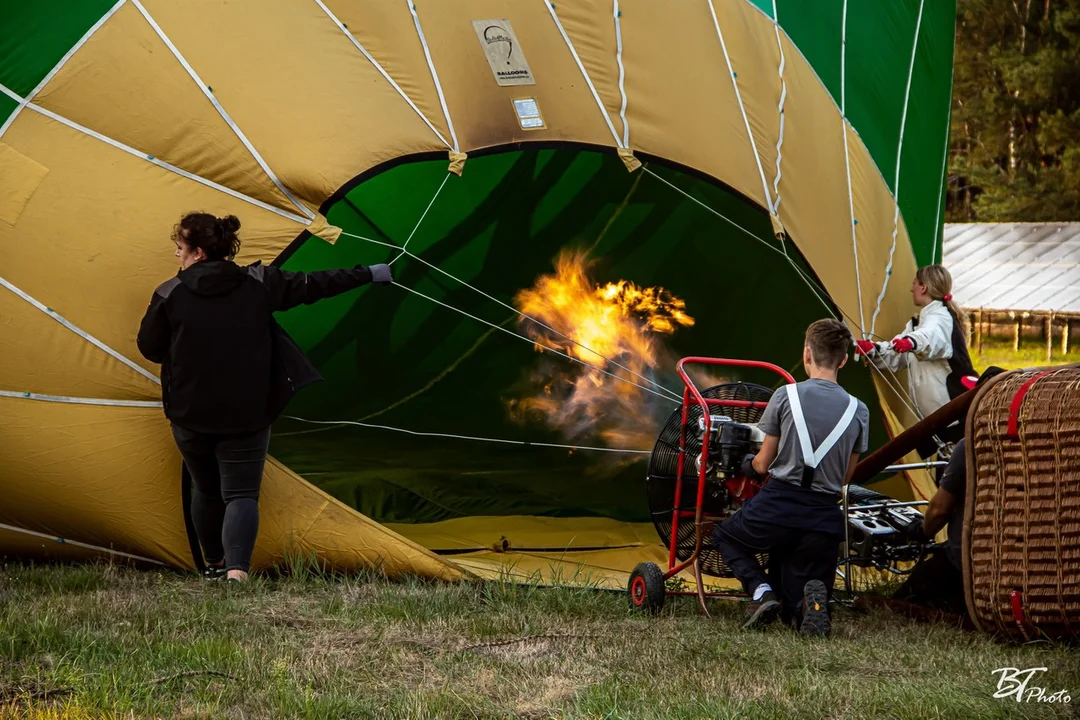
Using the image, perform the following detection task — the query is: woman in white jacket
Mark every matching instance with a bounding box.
[856,264,978,420]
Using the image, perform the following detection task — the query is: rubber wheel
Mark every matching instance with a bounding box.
[628,562,666,615]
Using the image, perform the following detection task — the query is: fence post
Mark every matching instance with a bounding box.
[1065,318,1071,356]
[976,308,984,354]
[1046,312,1053,362]
[1014,313,1021,352]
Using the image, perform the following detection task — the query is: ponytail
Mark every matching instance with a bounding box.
[944,296,970,339]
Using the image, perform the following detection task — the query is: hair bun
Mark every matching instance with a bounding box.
[219,215,241,234]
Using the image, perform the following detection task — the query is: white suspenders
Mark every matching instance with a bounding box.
[785,384,858,473]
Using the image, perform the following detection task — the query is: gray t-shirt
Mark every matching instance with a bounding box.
[757,378,870,494]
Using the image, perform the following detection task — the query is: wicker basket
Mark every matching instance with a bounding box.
[964,365,1080,641]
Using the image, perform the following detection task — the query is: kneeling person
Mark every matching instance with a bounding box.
[890,437,968,616]
[713,319,869,636]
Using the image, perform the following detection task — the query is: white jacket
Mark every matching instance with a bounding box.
[868,301,955,419]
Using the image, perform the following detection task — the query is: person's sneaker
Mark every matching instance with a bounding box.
[201,563,227,581]
[742,591,781,630]
[800,580,831,637]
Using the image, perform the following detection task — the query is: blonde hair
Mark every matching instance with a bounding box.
[916,264,969,338]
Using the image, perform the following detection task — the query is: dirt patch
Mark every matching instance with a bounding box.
[512,675,578,717]
[459,634,595,662]
[0,681,73,708]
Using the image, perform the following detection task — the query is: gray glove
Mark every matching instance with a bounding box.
[369,263,392,285]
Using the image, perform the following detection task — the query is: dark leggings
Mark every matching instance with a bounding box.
[171,424,270,573]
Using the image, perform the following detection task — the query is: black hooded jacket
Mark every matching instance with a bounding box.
[136,260,376,434]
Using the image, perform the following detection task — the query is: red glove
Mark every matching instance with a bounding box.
[855,340,877,357]
[891,337,915,353]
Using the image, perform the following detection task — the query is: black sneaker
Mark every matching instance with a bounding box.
[800,580,831,637]
[202,564,227,581]
[742,591,781,630]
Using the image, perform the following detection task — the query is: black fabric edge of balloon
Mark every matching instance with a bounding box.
[269,140,827,289]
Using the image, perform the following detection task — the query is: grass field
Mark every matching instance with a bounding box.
[971,337,1080,372]
[1,562,1077,720]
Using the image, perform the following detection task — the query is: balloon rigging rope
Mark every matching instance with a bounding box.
[280,415,653,455]
[320,162,924,445]
[639,167,834,319]
[868,0,926,340]
[389,172,452,265]
[636,167,925,421]
[340,175,685,403]
[336,235,678,399]
[390,280,677,402]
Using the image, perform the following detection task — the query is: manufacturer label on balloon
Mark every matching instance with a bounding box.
[512,98,545,130]
[473,19,535,86]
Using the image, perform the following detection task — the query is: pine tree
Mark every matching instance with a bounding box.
[947,0,1080,221]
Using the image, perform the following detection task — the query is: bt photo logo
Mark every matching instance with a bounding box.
[992,667,1072,703]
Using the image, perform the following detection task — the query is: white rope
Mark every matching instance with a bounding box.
[933,104,953,263]
[391,172,451,265]
[544,1,623,148]
[283,415,652,455]
[638,166,925,417]
[869,0,925,338]
[340,230,401,251]
[840,0,849,114]
[641,168,782,256]
[771,21,787,211]
[342,230,682,401]
[405,251,683,401]
[391,281,677,403]
[406,0,460,152]
[640,167,835,320]
[0,390,161,407]
[312,0,452,150]
[0,274,160,385]
[612,0,630,148]
[0,83,311,226]
[866,356,924,421]
[0,521,167,565]
[0,0,126,141]
[706,0,775,215]
[130,0,315,221]
[840,0,866,337]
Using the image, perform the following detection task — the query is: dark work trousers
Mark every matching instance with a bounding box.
[892,550,967,616]
[172,424,271,572]
[713,510,841,625]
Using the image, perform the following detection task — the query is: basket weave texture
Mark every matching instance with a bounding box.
[964,366,1080,640]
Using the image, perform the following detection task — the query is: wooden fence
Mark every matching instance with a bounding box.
[967,309,1079,361]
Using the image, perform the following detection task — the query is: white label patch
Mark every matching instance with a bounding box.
[512,97,545,130]
[473,19,535,86]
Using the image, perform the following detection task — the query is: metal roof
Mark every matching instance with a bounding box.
[942,223,1080,314]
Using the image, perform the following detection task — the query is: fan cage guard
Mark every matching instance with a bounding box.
[646,382,774,578]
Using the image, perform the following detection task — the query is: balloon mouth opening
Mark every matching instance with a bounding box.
[265,146,887,550]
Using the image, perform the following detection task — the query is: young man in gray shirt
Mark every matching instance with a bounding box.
[712,319,870,636]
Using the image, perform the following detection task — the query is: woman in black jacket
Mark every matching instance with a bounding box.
[137,212,391,582]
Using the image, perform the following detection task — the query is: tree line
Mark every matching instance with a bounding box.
[947,0,1079,221]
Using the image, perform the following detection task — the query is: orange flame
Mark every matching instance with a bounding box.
[507,249,694,453]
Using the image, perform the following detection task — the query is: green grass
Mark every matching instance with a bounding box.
[1,563,1078,719]
[971,337,1080,372]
